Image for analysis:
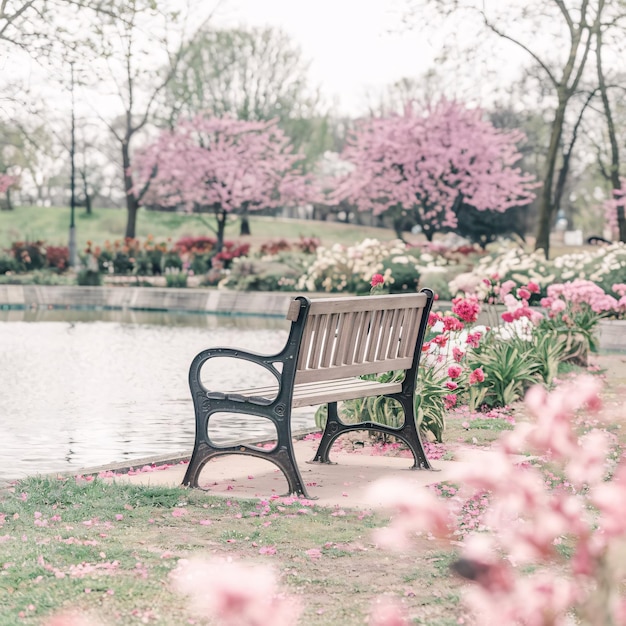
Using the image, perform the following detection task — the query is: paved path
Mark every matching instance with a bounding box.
[104,437,502,509]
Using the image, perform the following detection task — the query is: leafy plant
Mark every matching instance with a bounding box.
[465,336,542,409]
[165,269,188,288]
[314,366,447,443]
[528,330,567,385]
[77,268,102,286]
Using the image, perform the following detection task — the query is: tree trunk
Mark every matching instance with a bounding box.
[239,202,251,236]
[122,141,139,239]
[596,23,626,243]
[1,189,13,210]
[534,97,567,258]
[216,208,227,252]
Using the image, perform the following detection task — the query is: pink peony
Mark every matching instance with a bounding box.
[370,273,384,288]
[469,368,485,384]
[447,364,462,379]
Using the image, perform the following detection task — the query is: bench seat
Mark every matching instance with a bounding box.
[209,377,404,409]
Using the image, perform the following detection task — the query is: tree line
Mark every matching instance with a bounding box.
[1,0,625,258]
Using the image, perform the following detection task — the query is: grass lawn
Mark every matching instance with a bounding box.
[0,206,398,252]
[1,359,624,625]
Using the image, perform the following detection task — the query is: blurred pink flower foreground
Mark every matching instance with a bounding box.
[170,556,301,626]
[368,375,626,626]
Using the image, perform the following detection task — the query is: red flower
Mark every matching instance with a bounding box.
[370,273,385,288]
[447,365,462,379]
[469,368,485,385]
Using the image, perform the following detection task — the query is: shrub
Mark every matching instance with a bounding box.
[0,254,18,274]
[259,239,291,256]
[44,245,69,272]
[77,269,102,286]
[10,240,47,271]
[165,269,188,288]
[219,257,304,291]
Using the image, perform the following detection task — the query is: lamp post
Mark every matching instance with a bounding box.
[68,61,78,269]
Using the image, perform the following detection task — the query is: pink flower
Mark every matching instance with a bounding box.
[368,477,451,544]
[447,365,462,379]
[370,273,384,288]
[305,548,322,559]
[500,280,516,297]
[466,332,482,348]
[469,368,485,384]
[171,557,301,626]
[444,394,458,409]
[446,380,458,390]
[452,295,481,323]
[517,287,531,301]
[452,347,465,362]
[369,598,410,625]
[527,281,540,294]
[172,508,187,518]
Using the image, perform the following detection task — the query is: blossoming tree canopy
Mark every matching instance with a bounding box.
[0,174,18,193]
[334,99,537,240]
[132,115,312,250]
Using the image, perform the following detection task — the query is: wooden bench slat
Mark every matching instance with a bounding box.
[213,376,403,409]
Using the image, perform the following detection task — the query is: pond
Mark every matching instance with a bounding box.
[0,309,317,484]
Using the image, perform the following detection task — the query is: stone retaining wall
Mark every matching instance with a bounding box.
[0,285,296,317]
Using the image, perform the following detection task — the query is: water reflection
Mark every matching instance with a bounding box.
[0,309,316,483]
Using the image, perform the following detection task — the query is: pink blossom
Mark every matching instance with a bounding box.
[444,394,458,409]
[452,295,481,323]
[447,364,462,379]
[172,508,187,518]
[499,280,516,297]
[516,287,531,301]
[333,99,536,235]
[452,347,465,362]
[469,368,485,384]
[446,380,459,390]
[305,548,322,559]
[368,477,451,545]
[370,273,385,288]
[527,281,540,294]
[171,557,301,626]
[466,332,482,348]
[368,598,409,625]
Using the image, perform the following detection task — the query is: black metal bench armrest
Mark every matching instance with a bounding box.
[189,346,286,397]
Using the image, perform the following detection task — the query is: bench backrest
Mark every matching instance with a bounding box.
[286,292,431,384]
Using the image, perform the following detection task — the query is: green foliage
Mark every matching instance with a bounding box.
[77,269,102,286]
[528,330,567,385]
[415,365,449,442]
[314,366,447,443]
[220,254,308,291]
[465,336,542,409]
[381,256,420,293]
[0,253,20,274]
[164,269,188,288]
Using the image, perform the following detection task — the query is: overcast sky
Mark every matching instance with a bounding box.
[210,0,442,116]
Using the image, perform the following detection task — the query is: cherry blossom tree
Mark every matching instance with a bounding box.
[133,115,312,251]
[334,99,537,241]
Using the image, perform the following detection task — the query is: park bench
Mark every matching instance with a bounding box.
[182,289,435,498]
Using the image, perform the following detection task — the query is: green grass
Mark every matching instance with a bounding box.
[0,206,397,251]
[0,476,466,626]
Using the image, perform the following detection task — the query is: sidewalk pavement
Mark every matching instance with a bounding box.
[104,436,500,509]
